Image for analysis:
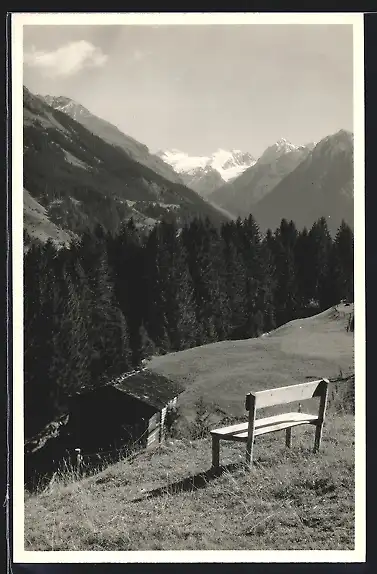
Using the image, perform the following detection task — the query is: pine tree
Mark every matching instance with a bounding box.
[236,215,273,337]
[333,220,354,303]
[260,230,277,332]
[78,225,132,380]
[162,222,198,350]
[271,221,299,326]
[47,251,90,398]
[143,224,170,353]
[145,221,198,352]
[308,217,334,310]
[221,222,247,338]
[294,227,316,313]
[24,242,57,436]
[181,218,222,345]
[106,220,146,366]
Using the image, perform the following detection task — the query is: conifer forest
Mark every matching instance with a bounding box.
[24,215,354,439]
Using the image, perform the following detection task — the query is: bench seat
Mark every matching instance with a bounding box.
[210,412,318,442]
[210,379,329,469]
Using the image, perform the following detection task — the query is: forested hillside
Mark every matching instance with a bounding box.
[24,215,354,439]
[23,87,228,240]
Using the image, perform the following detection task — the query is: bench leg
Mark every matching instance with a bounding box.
[285,427,292,448]
[245,439,254,468]
[314,422,324,453]
[211,435,220,469]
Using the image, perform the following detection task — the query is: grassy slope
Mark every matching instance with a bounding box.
[25,414,354,551]
[147,303,354,420]
[23,188,75,247]
[24,304,355,551]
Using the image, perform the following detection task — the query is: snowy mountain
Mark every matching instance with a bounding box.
[156,148,256,197]
[42,95,93,122]
[257,138,315,165]
[209,139,314,217]
[251,130,354,234]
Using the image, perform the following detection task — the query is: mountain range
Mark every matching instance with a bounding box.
[161,133,354,234]
[251,129,354,233]
[156,148,256,197]
[23,87,228,246]
[208,139,314,218]
[23,87,354,245]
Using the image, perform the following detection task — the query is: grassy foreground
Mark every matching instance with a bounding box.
[24,304,355,551]
[25,411,354,551]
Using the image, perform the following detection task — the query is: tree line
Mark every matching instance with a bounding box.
[24,215,353,438]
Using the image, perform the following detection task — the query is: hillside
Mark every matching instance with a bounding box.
[147,303,354,420]
[41,95,183,185]
[23,188,76,248]
[25,411,354,551]
[23,87,229,241]
[251,130,354,235]
[24,303,355,551]
[209,141,312,219]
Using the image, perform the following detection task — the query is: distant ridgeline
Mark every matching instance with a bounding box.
[24,214,353,462]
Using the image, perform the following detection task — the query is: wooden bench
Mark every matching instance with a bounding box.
[210,378,329,469]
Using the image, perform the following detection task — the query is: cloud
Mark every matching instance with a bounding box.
[24,40,108,78]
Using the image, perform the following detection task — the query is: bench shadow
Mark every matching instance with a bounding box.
[130,462,243,503]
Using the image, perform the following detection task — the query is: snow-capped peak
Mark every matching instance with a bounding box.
[257,138,307,165]
[41,95,91,122]
[156,148,256,182]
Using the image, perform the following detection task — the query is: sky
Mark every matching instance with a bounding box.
[23,23,354,158]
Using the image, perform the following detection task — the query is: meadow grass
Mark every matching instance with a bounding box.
[24,412,354,551]
[147,304,354,420]
[24,304,355,551]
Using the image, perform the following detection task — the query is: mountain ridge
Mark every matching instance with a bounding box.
[39,93,184,185]
[23,87,230,245]
[157,148,256,197]
[208,141,313,217]
[251,129,354,234]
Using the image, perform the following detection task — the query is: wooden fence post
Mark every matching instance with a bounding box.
[211,435,220,470]
[285,427,292,448]
[245,393,256,468]
[314,379,329,453]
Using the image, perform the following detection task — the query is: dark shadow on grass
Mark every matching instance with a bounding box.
[130,462,243,502]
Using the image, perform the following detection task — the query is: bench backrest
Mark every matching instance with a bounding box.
[245,378,329,411]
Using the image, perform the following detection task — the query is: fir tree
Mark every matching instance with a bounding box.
[308,217,333,310]
[333,220,354,303]
[271,221,299,326]
[221,222,247,339]
[78,225,132,380]
[106,219,146,366]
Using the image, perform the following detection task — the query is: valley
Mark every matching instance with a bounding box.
[23,87,229,245]
[23,87,354,245]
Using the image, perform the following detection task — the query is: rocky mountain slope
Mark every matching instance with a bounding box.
[41,95,183,185]
[157,148,256,197]
[251,130,354,234]
[23,87,229,243]
[208,139,314,218]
